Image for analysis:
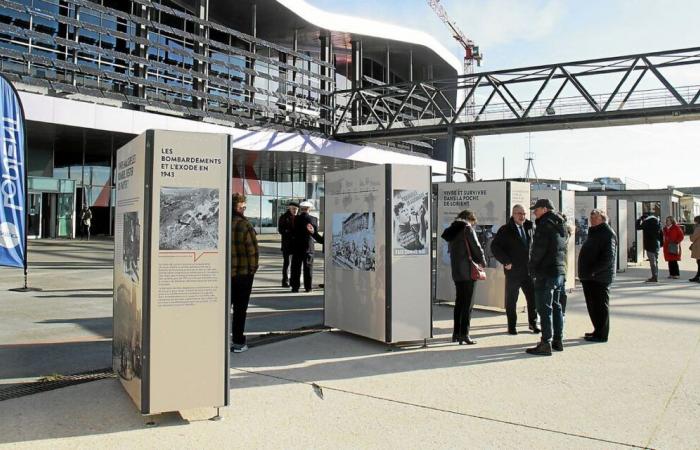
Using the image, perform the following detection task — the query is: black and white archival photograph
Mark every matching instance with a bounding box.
[475,224,499,268]
[159,187,220,250]
[331,212,376,271]
[113,283,142,382]
[392,190,428,256]
[122,212,140,283]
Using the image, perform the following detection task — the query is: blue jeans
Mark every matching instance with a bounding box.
[534,275,565,343]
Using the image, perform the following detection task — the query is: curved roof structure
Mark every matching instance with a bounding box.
[276,0,462,75]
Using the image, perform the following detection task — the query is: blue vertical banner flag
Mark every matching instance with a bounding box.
[0,74,27,269]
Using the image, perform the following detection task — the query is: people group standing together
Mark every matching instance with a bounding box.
[232,190,692,355]
[442,197,625,357]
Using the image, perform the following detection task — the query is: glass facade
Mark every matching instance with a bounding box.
[232,160,323,234]
[0,0,332,130]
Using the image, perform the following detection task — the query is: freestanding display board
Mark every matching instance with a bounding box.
[436,181,530,309]
[631,201,644,263]
[574,194,607,274]
[607,199,628,272]
[324,164,432,343]
[531,189,576,287]
[113,130,230,414]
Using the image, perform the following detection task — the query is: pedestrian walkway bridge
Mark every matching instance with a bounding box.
[333,47,700,142]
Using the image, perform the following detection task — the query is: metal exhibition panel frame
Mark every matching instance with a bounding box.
[607,199,628,272]
[113,130,231,414]
[531,189,576,287]
[436,181,530,309]
[632,201,645,263]
[324,164,432,343]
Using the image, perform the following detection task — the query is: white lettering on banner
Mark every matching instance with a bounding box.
[1,117,23,212]
[0,222,20,248]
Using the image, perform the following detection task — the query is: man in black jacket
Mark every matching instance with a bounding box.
[636,213,663,282]
[490,204,539,335]
[290,201,323,293]
[277,201,299,287]
[579,209,617,343]
[526,199,569,356]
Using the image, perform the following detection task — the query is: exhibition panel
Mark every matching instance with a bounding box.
[607,199,628,272]
[632,201,645,263]
[436,181,530,309]
[531,189,577,287]
[113,130,230,415]
[324,165,387,342]
[389,165,432,343]
[324,164,432,343]
[113,132,147,411]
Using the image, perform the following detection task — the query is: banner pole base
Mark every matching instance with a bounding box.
[9,287,42,292]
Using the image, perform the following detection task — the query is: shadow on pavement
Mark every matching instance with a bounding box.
[0,340,112,379]
[0,379,189,445]
[36,317,112,338]
[229,332,592,389]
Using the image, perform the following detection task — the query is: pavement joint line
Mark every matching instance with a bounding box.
[231,367,652,449]
[643,329,700,449]
[0,337,112,348]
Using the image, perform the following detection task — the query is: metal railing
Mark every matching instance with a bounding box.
[333,47,700,141]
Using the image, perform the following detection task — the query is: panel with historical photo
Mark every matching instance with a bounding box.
[159,187,219,250]
[123,212,140,283]
[475,224,499,268]
[392,190,428,256]
[113,283,143,383]
[331,212,376,271]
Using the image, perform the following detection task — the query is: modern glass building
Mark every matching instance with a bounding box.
[1,0,458,236]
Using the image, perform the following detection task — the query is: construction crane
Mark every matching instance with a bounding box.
[426,0,482,74]
[426,0,482,181]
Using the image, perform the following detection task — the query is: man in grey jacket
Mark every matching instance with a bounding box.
[526,199,569,356]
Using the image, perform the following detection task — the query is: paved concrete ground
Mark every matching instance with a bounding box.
[0,238,698,448]
[0,238,323,383]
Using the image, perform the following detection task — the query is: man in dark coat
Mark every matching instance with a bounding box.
[277,201,299,287]
[579,209,617,343]
[290,201,323,293]
[526,199,569,356]
[490,204,539,335]
[636,213,663,282]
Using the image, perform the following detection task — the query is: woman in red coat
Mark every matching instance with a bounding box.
[663,216,684,279]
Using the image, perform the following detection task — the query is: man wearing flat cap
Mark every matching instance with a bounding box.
[277,201,299,287]
[290,201,323,292]
[526,198,569,356]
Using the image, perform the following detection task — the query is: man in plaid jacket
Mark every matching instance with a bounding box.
[230,193,259,353]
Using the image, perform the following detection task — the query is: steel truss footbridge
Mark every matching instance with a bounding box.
[332,47,700,179]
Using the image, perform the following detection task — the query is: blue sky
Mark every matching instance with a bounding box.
[307,0,700,188]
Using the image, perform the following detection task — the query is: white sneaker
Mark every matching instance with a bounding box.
[232,343,248,353]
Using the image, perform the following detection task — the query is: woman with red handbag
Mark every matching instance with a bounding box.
[441,210,486,345]
[662,216,684,279]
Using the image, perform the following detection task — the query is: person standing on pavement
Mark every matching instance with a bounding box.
[230,193,259,353]
[81,205,93,240]
[441,210,486,345]
[636,213,663,282]
[662,216,684,279]
[578,209,617,343]
[525,199,568,356]
[490,204,539,335]
[290,201,323,293]
[277,201,299,287]
[689,216,700,283]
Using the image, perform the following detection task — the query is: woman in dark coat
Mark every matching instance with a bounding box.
[662,216,684,279]
[441,210,486,345]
